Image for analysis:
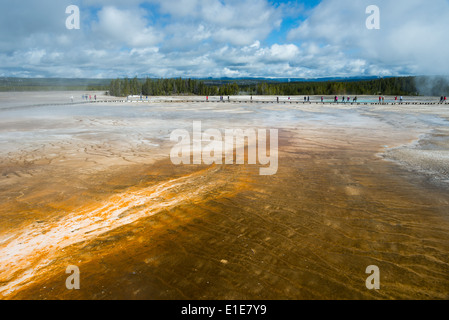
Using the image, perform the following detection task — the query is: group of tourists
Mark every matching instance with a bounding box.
[218,95,231,101]
[332,96,356,103]
[203,95,448,104]
[379,96,404,103]
[272,96,362,103]
[82,94,96,101]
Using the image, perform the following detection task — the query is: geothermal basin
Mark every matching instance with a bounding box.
[1,92,449,299]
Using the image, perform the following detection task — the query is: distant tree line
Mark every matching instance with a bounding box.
[109,77,239,97]
[0,77,110,92]
[108,76,424,97]
[0,76,445,96]
[242,77,419,96]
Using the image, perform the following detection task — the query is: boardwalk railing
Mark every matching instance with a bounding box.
[87,99,449,106]
[5,99,447,110]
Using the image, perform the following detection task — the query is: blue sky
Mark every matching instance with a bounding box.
[0,0,448,79]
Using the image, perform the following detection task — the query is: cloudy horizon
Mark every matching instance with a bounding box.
[1,0,449,79]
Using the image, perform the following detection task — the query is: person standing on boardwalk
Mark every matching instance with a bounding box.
[321,96,324,103]
[277,97,279,103]
[94,95,97,101]
[400,96,403,103]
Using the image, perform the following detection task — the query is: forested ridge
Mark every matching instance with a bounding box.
[109,77,239,97]
[108,76,426,97]
[1,76,447,96]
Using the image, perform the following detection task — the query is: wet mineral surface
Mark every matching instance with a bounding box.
[1,93,449,299]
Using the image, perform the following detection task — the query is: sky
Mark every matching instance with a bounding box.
[1,0,449,79]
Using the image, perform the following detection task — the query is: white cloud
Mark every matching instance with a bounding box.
[1,0,449,78]
[92,6,162,48]
[288,0,449,76]
[267,44,300,62]
[155,0,282,46]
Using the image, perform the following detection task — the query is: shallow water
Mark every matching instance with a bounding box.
[1,93,449,299]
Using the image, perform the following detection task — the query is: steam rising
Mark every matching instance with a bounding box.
[414,76,449,96]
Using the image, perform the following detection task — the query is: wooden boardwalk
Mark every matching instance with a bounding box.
[88,99,449,106]
[7,99,446,109]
